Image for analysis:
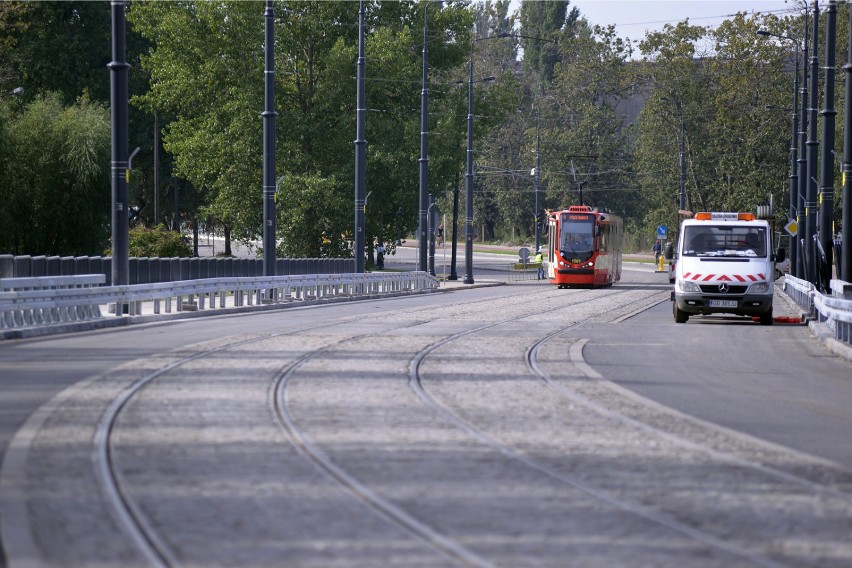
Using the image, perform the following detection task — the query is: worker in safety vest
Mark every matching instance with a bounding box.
[534,247,543,280]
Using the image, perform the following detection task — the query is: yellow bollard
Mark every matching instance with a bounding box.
[657,255,664,271]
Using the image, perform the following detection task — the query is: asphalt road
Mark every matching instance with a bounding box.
[1,260,851,567]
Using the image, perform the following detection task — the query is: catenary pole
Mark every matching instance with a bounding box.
[796,7,810,279]
[804,0,820,283]
[463,50,475,284]
[354,0,367,273]
[818,0,837,281]
[262,0,277,277]
[790,40,801,276]
[843,0,852,281]
[109,1,129,292]
[419,1,442,273]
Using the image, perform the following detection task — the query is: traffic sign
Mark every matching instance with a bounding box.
[784,219,798,236]
[656,224,668,238]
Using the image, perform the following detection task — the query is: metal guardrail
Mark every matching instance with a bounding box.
[0,272,439,332]
[784,274,852,345]
[783,273,815,315]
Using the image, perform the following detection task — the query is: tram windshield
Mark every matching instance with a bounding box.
[560,213,594,260]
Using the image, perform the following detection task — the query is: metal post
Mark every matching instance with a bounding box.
[678,105,686,211]
[818,0,837,277]
[463,51,475,284]
[109,1,129,289]
[354,0,367,273]
[804,0,820,283]
[843,0,852,281]
[419,1,441,273]
[449,174,459,280]
[428,194,436,276]
[790,41,801,276]
[534,107,541,253]
[154,112,159,226]
[262,0,277,276]
[797,7,810,279]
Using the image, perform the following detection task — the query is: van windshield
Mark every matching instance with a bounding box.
[682,226,767,257]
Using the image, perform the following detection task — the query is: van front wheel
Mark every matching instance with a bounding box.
[674,304,689,323]
[759,309,773,326]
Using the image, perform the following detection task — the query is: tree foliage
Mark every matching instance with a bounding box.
[1,0,846,258]
[0,93,111,255]
[117,224,193,258]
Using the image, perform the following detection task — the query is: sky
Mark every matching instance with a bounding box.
[512,1,801,44]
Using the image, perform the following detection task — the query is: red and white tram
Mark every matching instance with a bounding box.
[546,205,623,288]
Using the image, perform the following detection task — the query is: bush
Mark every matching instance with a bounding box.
[105,224,192,257]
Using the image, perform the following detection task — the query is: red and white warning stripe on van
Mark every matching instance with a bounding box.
[683,272,767,282]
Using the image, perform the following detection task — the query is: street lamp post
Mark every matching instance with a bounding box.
[109,0,130,292]
[354,0,366,273]
[818,0,838,285]
[677,105,685,211]
[463,50,476,284]
[843,0,852,281]
[796,7,810,279]
[534,106,542,254]
[428,195,437,276]
[419,0,443,273]
[804,0,820,284]
[448,173,459,280]
[262,0,277,277]
[464,32,550,284]
[758,28,801,276]
[0,86,23,100]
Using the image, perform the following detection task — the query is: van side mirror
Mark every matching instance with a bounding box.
[664,242,674,261]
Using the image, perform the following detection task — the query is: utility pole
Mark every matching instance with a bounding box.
[818,0,837,282]
[262,0,276,277]
[534,106,541,253]
[843,0,852,281]
[678,104,686,211]
[804,0,820,283]
[419,1,442,273]
[449,173,459,280]
[796,7,810,279]
[108,0,129,291]
[354,0,366,273]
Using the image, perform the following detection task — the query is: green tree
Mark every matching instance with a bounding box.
[130,0,474,259]
[107,225,192,258]
[518,0,577,82]
[0,93,111,255]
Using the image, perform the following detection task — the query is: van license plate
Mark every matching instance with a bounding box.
[709,300,738,308]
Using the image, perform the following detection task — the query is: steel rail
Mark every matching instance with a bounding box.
[409,288,788,568]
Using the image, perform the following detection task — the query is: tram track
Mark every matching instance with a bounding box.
[408,288,791,568]
[87,287,585,566]
[12,284,847,567]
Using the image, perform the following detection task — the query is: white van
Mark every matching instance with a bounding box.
[669,212,785,325]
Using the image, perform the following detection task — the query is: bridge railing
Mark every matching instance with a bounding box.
[0,272,439,332]
[0,254,355,284]
[783,274,852,345]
